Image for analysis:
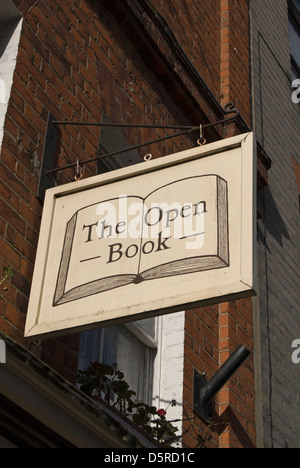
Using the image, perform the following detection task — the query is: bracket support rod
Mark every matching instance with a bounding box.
[45,103,240,176]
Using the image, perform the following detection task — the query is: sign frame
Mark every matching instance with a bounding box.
[25,132,257,340]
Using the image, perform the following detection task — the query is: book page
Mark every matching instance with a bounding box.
[138,175,229,280]
[54,196,144,304]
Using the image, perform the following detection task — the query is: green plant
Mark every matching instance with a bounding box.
[0,266,15,299]
[77,361,136,413]
[0,266,15,286]
[77,361,180,446]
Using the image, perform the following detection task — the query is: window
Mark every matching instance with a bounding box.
[289,0,300,80]
[96,114,142,174]
[78,319,156,404]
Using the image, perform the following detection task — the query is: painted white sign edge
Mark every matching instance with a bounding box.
[25,132,257,340]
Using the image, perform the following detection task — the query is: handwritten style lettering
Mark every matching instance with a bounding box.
[82,200,207,244]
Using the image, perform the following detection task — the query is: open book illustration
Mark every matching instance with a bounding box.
[53,175,229,306]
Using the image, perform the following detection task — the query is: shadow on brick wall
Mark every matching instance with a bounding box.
[257,186,290,248]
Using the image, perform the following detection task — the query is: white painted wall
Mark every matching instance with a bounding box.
[0,10,23,150]
[0,338,6,363]
[152,311,185,446]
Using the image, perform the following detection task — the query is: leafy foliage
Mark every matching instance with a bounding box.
[0,266,15,299]
[0,266,15,286]
[77,361,179,445]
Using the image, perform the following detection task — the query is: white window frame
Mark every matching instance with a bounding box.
[97,319,157,405]
[152,312,185,446]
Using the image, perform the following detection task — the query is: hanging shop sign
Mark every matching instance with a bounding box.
[25,132,256,339]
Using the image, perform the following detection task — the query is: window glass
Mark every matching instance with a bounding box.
[289,15,300,70]
[100,324,152,402]
[289,0,300,80]
[292,64,299,81]
[78,322,154,403]
[78,329,102,371]
[293,0,300,12]
[136,317,156,338]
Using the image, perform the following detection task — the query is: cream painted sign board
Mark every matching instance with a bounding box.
[25,132,256,340]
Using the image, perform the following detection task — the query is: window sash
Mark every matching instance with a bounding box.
[99,323,155,403]
[292,0,300,13]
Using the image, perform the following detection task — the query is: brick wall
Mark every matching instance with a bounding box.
[220,0,251,125]
[182,300,255,449]
[0,0,256,446]
[182,305,220,448]
[151,0,221,99]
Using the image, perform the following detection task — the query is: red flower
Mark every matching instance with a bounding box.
[157,408,167,416]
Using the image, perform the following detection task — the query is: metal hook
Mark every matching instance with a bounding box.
[144,153,153,161]
[197,124,206,146]
[74,160,83,181]
[222,102,240,118]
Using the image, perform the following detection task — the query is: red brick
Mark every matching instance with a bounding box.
[5,302,25,329]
